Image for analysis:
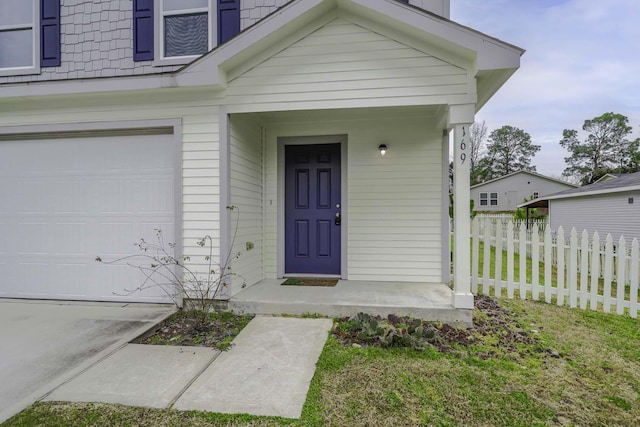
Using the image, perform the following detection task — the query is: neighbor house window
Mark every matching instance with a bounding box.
[480,193,488,206]
[490,193,498,206]
[161,0,211,58]
[532,192,539,199]
[0,0,36,71]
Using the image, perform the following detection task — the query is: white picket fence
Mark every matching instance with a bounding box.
[470,218,639,318]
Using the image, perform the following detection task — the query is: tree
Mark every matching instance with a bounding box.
[560,112,633,185]
[469,121,488,185]
[474,125,540,182]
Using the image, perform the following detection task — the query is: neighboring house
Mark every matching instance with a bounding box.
[0,0,522,314]
[471,171,577,212]
[520,172,640,242]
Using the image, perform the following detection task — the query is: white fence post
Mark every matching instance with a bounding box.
[507,221,515,299]
[495,221,503,297]
[482,218,491,295]
[471,218,480,294]
[590,232,600,310]
[568,228,578,308]
[616,236,627,315]
[557,227,565,306]
[630,238,638,318]
[532,224,540,300]
[579,229,589,310]
[603,234,614,313]
[519,223,527,299]
[544,226,553,304]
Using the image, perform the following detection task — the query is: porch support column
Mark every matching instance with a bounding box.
[449,104,475,309]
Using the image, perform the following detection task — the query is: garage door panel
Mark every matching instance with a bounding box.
[0,134,177,303]
[17,222,51,254]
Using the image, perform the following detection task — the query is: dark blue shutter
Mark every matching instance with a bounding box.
[40,0,61,67]
[133,0,154,61]
[218,0,240,45]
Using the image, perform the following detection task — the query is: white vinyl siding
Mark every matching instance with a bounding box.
[225,18,470,113]
[2,93,222,283]
[263,111,444,283]
[550,191,640,242]
[228,114,263,294]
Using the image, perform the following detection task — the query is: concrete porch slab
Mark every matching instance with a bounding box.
[45,344,218,408]
[228,280,471,326]
[173,316,333,419]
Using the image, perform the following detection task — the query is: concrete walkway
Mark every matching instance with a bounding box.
[0,299,175,423]
[45,316,333,419]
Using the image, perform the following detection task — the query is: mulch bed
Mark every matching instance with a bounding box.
[132,310,254,349]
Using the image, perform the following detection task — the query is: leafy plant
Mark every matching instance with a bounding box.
[336,313,446,351]
[96,206,251,326]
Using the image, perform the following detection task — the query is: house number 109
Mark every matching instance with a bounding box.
[460,126,467,164]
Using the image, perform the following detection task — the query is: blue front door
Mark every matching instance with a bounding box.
[285,143,341,275]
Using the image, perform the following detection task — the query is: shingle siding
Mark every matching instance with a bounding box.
[0,0,291,84]
[0,0,179,84]
[240,0,290,30]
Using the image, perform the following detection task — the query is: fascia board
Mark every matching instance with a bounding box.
[0,74,178,99]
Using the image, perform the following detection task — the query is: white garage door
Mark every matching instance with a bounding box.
[0,133,178,303]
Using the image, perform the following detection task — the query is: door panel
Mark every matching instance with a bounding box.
[285,143,341,275]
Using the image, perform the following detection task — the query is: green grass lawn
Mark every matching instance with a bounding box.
[4,298,639,427]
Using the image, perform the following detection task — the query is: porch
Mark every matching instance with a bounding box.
[226,280,472,327]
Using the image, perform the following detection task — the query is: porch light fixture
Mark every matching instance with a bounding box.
[378,144,387,156]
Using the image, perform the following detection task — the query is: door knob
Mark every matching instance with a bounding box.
[335,213,341,225]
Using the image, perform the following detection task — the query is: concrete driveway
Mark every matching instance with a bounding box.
[0,299,174,423]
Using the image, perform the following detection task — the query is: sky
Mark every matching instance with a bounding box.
[450,0,640,178]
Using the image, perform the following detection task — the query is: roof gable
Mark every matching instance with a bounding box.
[222,16,472,112]
[176,0,523,107]
[471,170,577,190]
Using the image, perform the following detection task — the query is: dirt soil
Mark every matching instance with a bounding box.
[133,310,254,349]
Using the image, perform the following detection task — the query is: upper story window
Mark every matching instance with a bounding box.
[134,0,240,64]
[479,192,488,206]
[0,0,37,72]
[490,192,498,206]
[0,0,60,77]
[161,0,211,59]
